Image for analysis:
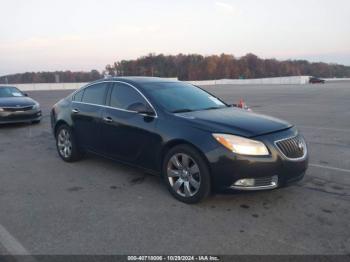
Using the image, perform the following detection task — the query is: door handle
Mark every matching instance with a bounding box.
[103,116,113,123]
[72,108,79,114]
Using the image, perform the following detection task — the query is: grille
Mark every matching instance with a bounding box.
[4,113,38,121]
[254,176,275,187]
[3,106,33,112]
[276,135,306,159]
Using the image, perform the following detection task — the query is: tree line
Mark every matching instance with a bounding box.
[106,53,350,80]
[1,53,350,84]
[0,70,101,84]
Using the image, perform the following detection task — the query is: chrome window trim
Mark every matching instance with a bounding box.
[71,80,158,118]
[274,135,307,161]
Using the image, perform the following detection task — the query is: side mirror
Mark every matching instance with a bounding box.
[127,102,155,116]
[23,93,28,97]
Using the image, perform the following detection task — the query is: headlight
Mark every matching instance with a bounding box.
[213,133,269,156]
[0,107,4,112]
[32,103,40,110]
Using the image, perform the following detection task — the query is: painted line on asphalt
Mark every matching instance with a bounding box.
[310,163,350,173]
[0,223,36,260]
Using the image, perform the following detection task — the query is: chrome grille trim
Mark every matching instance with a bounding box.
[274,135,307,161]
[3,106,34,112]
[254,176,273,186]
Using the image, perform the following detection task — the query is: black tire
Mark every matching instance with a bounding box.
[162,144,211,204]
[55,124,82,162]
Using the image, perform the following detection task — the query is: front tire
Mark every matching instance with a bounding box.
[55,124,82,162]
[163,144,211,204]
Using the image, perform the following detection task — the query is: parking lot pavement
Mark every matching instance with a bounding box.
[0,244,9,255]
[0,83,349,255]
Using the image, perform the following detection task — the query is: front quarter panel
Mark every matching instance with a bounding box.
[155,114,219,170]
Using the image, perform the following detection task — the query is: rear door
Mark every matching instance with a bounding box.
[100,82,158,169]
[71,82,109,152]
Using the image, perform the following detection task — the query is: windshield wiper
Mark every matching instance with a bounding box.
[172,109,194,113]
[201,107,222,111]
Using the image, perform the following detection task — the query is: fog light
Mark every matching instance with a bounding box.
[234,178,255,187]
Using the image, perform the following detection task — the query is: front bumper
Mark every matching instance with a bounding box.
[207,127,308,191]
[0,109,42,124]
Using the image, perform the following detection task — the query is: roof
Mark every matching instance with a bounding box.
[94,76,179,86]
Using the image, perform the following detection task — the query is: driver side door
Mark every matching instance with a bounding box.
[100,82,158,170]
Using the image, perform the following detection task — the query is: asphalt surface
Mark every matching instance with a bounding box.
[0,82,349,255]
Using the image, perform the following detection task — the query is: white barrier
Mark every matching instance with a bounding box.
[324,78,350,82]
[189,76,310,85]
[2,76,345,91]
[8,82,88,91]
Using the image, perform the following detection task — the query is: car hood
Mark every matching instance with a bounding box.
[176,107,292,138]
[0,96,37,107]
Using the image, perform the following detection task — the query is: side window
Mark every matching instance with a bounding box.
[82,83,108,105]
[73,89,84,102]
[110,83,149,111]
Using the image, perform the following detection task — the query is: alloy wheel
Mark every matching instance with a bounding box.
[57,128,72,158]
[167,153,201,197]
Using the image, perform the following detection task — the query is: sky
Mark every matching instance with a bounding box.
[0,0,349,75]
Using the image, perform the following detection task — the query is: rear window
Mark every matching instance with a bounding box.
[81,83,108,105]
[73,89,84,102]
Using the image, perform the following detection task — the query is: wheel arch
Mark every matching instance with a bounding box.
[160,139,212,178]
[54,120,70,136]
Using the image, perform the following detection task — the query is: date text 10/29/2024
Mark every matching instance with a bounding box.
[127,256,220,261]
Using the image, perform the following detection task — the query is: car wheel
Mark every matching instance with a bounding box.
[56,124,81,162]
[163,144,211,204]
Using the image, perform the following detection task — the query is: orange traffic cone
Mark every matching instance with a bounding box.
[238,98,251,111]
[238,98,245,109]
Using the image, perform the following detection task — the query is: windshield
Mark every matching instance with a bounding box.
[0,87,24,98]
[143,82,227,113]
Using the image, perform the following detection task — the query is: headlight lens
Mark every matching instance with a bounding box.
[0,107,4,112]
[32,103,40,110]
[213,133,269,156]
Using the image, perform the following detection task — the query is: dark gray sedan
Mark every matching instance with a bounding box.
[0,86,41,124]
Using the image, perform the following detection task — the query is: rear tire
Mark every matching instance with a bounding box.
[163,144,211,204]
[55,124,82,162]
